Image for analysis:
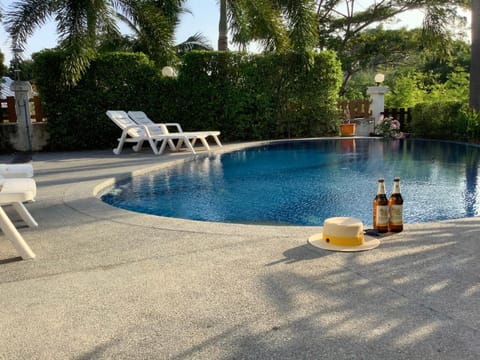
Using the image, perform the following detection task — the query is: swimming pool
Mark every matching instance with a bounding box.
[101,138,480,226]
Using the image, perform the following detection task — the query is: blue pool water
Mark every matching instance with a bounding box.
[101,138,480,226]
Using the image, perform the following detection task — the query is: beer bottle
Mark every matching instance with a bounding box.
[389,177,404,232]
[373,179,389,233]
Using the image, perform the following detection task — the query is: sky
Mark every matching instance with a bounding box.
[0,0,466,66]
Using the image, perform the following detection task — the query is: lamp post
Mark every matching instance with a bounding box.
[12,47,23,79]
[367,73,388,127]
[10,46,33,155]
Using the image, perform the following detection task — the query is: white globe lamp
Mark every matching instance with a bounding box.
[374,73,385,86]
[161,66,175,78]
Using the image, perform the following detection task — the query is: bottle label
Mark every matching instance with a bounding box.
[390,205,403,225]
[376,205,389,226]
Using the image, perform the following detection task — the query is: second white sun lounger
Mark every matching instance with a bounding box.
[106,110,196,155]
[127,111,222,152]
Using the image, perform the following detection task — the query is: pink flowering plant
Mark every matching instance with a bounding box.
[375,115,404,138]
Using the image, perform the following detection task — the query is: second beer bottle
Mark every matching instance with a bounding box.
[388,177,404,232]
[373,178,389,233]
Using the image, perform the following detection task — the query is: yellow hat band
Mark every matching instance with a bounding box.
[323,233,365,247]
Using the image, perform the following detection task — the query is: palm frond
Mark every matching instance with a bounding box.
[53,0,109,84]
[60,34,97,85]
[5,0,56,48]
[228,0,289,52]
[422,5,459,59]
[176,33,213,55]
[281,0,318,51]
[131,2,177,65]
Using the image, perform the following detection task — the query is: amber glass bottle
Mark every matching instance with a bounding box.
[373,179,389,233]
[389,177,404,232]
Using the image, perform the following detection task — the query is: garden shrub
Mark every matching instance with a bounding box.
[410,101,465,140]
[177,51,341,141]
[33,50,163,150]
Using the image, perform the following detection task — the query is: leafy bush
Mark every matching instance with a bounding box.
[410,101,466,140]
[384,69,469,109]
[33,50,163,150]
[385,73,426,108]
[176,51,342,140]
[458,105,480,141]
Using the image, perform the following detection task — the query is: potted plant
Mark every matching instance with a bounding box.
[340,108,356,136]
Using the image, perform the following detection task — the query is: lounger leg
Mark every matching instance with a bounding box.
[199,137,211,151]
[0,206,35,259]
[182,137,197,155]
[12,202,38,228]
[213,136,223,147]
[158,140,168,155]
[113,138,125,155]
[132,140,144,152]
[167,139,177,151]
[144,138,159,155]
[176,138,184,150]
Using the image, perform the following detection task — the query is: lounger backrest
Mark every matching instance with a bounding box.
[128,111,168,136]
[0,177,37,202]
[0,164,34,178]
[107,110,147,138]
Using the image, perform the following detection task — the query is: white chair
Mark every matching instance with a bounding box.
[127,111,222,152]
[106,110,197,155]
[0,177,37,259]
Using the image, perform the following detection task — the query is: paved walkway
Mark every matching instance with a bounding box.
[0,143,479,359]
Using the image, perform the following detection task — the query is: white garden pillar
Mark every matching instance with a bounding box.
[367,86,388,126]
[9,80,33,152]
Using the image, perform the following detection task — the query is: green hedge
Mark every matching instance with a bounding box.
[410,102,480,142]
[32,50,342,150]
[33,50,163,150]
[0,125,14,152]
[176,51,342,140]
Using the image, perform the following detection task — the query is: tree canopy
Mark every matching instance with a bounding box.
[2,0,474,104]
[4,0,187,85]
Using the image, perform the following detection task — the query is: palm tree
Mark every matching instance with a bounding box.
[5,0,186,85]
[218,0,228,51]
[217,0,317,52]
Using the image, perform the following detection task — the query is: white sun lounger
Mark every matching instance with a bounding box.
[0,163,34,178]
[0,163,37,229]
[0,177,37,259]
[106,110,197,155]
[127,111,222,152]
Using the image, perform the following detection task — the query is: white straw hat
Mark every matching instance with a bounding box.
[308,217,380,252]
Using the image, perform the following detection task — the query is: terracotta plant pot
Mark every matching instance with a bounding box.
[340,123,356,136]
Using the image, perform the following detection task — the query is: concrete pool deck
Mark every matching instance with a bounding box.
[0,142,479,359]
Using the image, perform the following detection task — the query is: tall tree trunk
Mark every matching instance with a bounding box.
[470,0,480,111]
[218,0,229,51]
